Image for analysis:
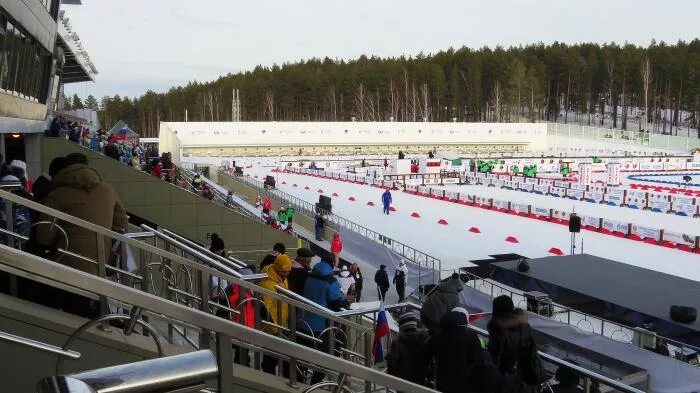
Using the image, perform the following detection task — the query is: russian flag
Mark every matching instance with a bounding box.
[113,127,128,141]
[372,302,389,364]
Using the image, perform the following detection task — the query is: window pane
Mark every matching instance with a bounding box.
[0,18,6,90]
[15,31,26,96]
[4,23,15,91]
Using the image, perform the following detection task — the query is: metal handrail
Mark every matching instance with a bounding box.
[0,245,437,393]
[459,269,700,358]
[158,227,246,269]
[138,225,371,335]
[221,170,442,281]
[0,330,81,359]
[0,189,371,341]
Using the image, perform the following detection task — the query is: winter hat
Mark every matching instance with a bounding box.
[9,160,26,171]
[452,307,470,322]
[340,265,350,277]
[273,254,292,272]
[492,295,515,319]
[296,248,314,259]
[398,311,419,332]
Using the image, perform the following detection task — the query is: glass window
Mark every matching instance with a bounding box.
[0,17,5,90]
[3,22,15,92]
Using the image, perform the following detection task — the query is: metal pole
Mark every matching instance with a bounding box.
[216,332,233,393]
[95,234,110,331]
[199,270,211,349]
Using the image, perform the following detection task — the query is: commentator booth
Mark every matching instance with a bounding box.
[489,254,700,356]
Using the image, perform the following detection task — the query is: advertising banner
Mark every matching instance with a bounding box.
[631,225,661,241]
[566,189,584,199]
[534,184,550,194]
[533,205,550,217]
[579,163,593,185]
[663,230,697,247]
[602,219,629,234]
[551,209,571,221]
[606,163,621,185]
[649,200,671,212]
[519,183,534,192]
[512,203,530,215]
[570,183,588,191]
[584,191,604,203]
[581,215,600,229]
[493,199,510,211]
[555,181,571,189]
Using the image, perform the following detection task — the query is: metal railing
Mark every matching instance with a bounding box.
[547,123,700,152]
[459,269,700,366]
[0,244,435,393]
[0,330,81,360]
[219,169,443,285]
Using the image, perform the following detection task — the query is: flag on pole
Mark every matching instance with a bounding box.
[113,127,128,141]
[372,301,389,364]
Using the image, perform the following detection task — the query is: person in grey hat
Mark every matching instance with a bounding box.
[386,311,430,390]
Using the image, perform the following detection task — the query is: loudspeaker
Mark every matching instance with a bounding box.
[569,213,581,233]
[319,195,332,212]
[670,305,697,323]
[264,175,276,188]
[517,258,530,272]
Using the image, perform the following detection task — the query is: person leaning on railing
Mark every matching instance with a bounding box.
[259,254,292,376]
[32,154,128,318]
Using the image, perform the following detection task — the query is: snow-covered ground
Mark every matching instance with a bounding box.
[243,165,700,282]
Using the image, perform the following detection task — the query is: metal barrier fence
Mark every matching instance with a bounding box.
[0,188,391,391]
[547,123,700,152]
[0,243,435,393]
[219,169,443,285]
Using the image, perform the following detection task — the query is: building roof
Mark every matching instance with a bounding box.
[57,11,97,83]
[492,254,700,332]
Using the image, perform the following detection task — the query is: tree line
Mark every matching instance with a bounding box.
[89,40,700,138]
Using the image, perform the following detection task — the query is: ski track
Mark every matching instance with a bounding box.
[244,166,700,283]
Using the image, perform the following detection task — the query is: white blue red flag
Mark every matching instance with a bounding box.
[372,302,389,364]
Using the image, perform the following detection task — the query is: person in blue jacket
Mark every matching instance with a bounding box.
[300,260,350,383]
[382,189,393,215]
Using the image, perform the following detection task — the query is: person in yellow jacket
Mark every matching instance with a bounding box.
[260,254,292,335]
[259,254,292,375]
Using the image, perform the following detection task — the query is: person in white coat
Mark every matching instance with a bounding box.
[337,265,355,299]
[394,260,409,302]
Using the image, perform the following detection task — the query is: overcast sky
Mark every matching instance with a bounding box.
[63,0,700,100]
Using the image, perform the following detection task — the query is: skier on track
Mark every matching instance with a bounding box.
[382,189,393,215]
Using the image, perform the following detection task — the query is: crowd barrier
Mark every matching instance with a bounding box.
[464,172,700,218]
[404,182,700,253]
[275,166,700,253]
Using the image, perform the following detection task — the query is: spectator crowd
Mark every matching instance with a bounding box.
[0,124,595,392]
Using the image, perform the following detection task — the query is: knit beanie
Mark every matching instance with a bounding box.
[398,311,419,332]
[492,295,515,319]
[452,307,470,322]
[273,254,292,272]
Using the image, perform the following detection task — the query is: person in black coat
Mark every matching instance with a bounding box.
[374,264,390,301]
[426,308,484,393]
[350,263,364,302]
[387,311,430,390]
[487,295,547,387]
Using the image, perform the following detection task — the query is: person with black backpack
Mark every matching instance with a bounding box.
[487,295,547,388]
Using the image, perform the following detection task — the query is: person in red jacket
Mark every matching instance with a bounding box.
[330,232,342,268]
[262,197,272,214]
